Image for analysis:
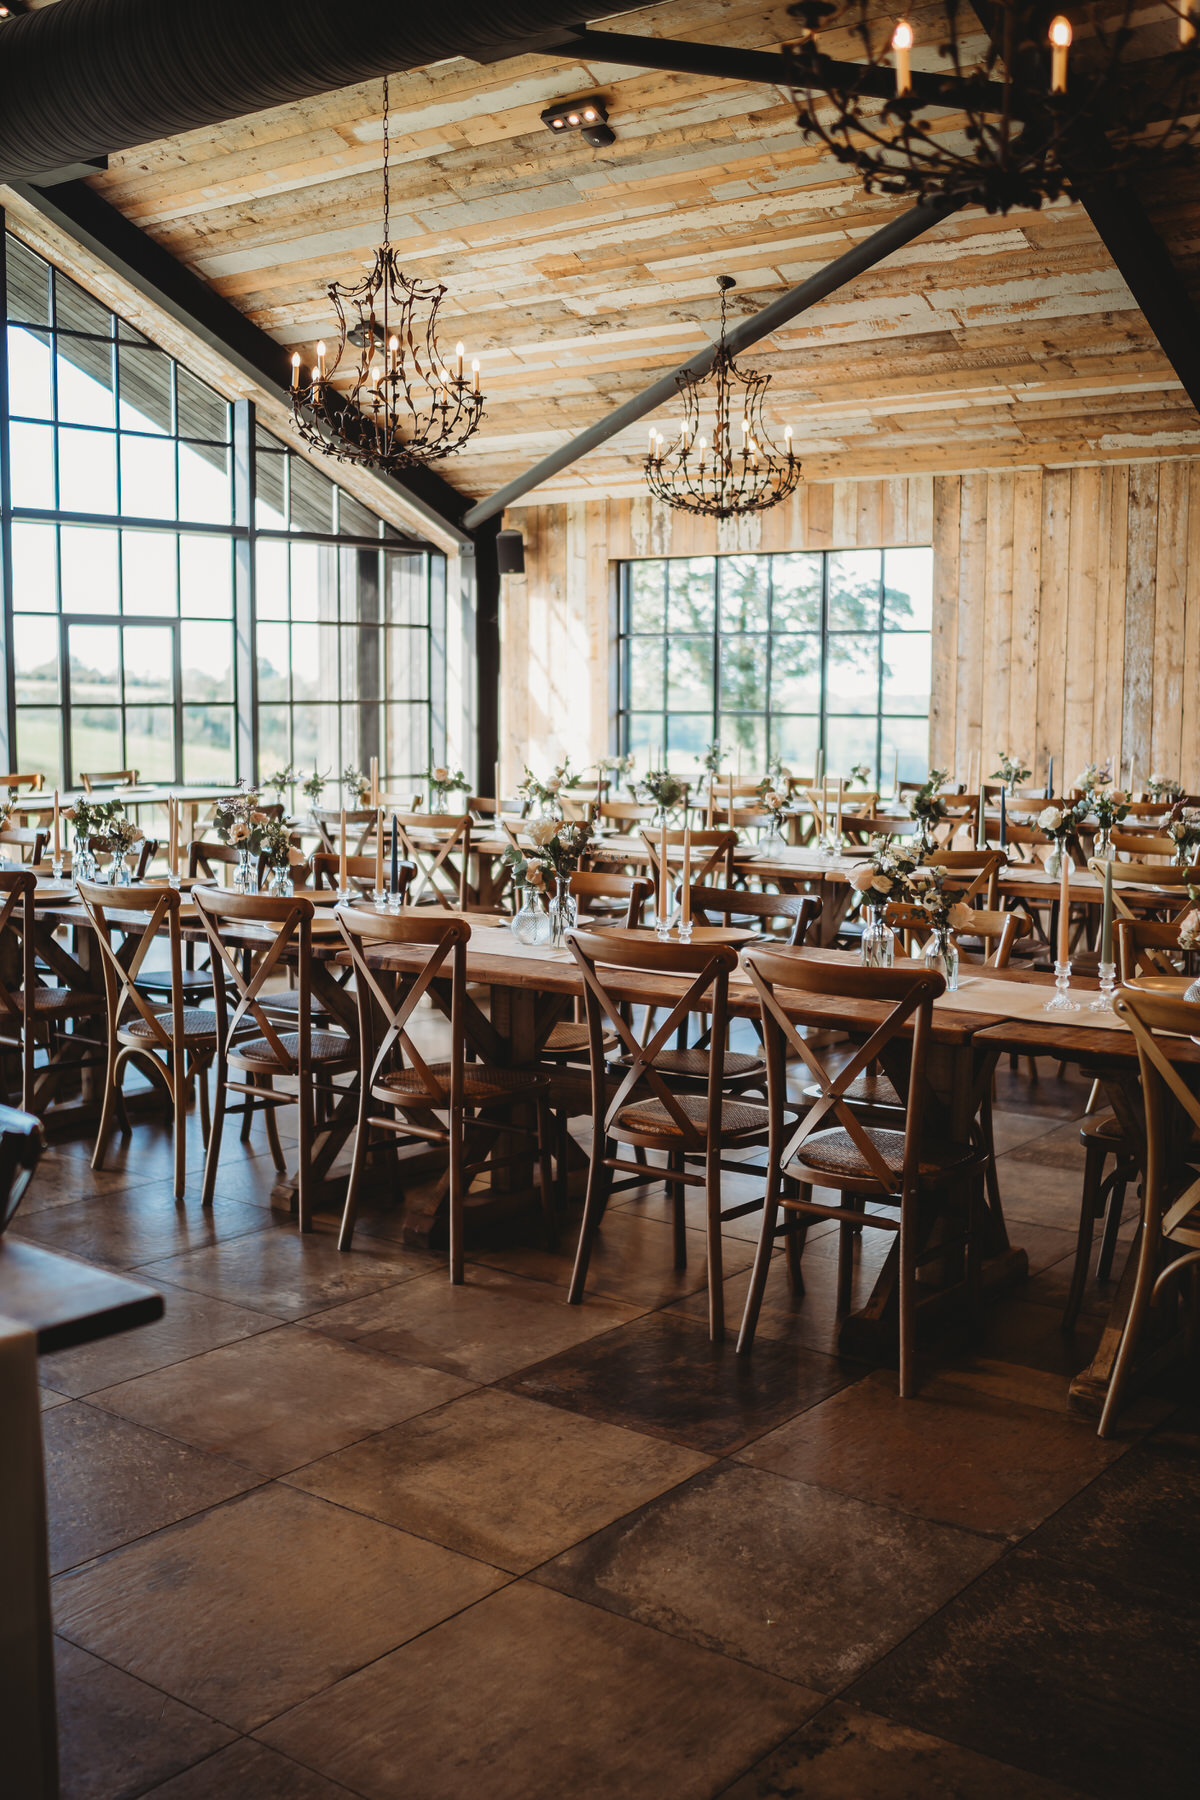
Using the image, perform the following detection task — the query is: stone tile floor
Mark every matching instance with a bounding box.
[19,1057,1200,1799]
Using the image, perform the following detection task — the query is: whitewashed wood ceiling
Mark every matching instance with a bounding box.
[78,0,1200,505]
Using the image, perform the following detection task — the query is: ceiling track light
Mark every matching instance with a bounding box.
[540,96,615,148]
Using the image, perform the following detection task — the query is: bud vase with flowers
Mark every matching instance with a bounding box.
[1179,887,1200,1002]
[213,785,270,892]
[427,764,467,815]
[640,768,686,828]
[64,795,122,883]
[1035,798,1088,878]
[1088,781,1129,861]
[989,752,1032,797]
[907,866,969,990]
[910,768,950,858]
[851,837,919,968]
[503,819,594,945]
[103,814,143,886]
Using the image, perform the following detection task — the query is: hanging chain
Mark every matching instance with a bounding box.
[382,75,390,247]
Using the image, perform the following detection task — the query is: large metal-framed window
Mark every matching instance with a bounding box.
[617,547,933,783]
[1,228,444,792]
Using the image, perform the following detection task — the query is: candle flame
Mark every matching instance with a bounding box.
[891,19,913,50]
[1049,14,1071,46]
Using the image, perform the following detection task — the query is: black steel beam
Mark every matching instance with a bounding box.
[10,177,473,544]
[462,191,964,528]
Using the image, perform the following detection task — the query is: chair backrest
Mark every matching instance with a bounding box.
[598,800,656,827]
[1112,987,1200,1233]
[687,885,821,948]
[312,807,380,856]
[81,769,137,791]
[883,901,1028,966]
[567,926,737,1154]
[925,848,1005,905]
[567,869,651,927]
[0,826,48,864]
[640,829,737,887]
[0,870,36,1054]
[1113,916,1188,983]
[336,907,468,1109]
[76,880,186,1055]
[388,811,472,909]
[1124,800,1174,821]
[0,772,44,792]
[188,838,243,883]
[1112,828,1173,859]
[935,793,981,844]
[1087,857,1196,932]
[743,944,944,1194]
[312,851,414,898]
[192,885,317,1074]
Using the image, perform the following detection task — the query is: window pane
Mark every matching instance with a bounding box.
[338,490,378,538]
[884,547,933,631]
[118,344,172,434]
[625,714,656,763]
[182,620,232,703]
[123,625,174,704]
[292,702,338,774]
[826,633,879,714]
[256,623,290,702]
[384,628,428,702]
[827,550,881,631]
[289,455,334,533]
[290,542,336,620]
[125,705,175,780]
[827,716,876,780]
[72,706,123,779]
[256,539,289,619]
[257,705,292,777]
[881,632,931,713]
[54,271,111,338]
[175,367,228,442]
[60,425,116,513]
[666,714,709,758]
[384,552,427,625]
[178,440,230,524]
[8,239,51,327]
[770,715,819,772]
[122,530,177,615]
[720,636,768,712]
[720,713,766,768]
[61,526,118,614]
[666,636,713,711]
[183,706,235,783]
[386,703,428,781]
[11,522,57,612]
[771,552,822,631]
[120,433,175,518]
[256,450,287,529]
[13,616,59,704]
[8,325,52,419]
[16,708,60,779]
[628,561,665,633]
[719,556,768,632]
[179,534,232,617]
[881,716,932,787]
[668,558,716,632]
[627,639,663,712]
[10,421,54,507]
[291,623,338,702]
[770,635,821,712]
[56,339,114,428]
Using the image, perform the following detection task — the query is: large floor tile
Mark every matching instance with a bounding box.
[722,1699,1088,1799]
[847,1548,1200,1800]
[288,1387,709,1573]
[89,1324,474,1476]
[501,1310,853,1455]
[995,1157,1097,1232]
[665,1243,890,1362]
[258,1579,816,1800]
[738,1368,1123,1538]
[137,1229,437,1319]
[39,1280,283,1397]
[537,1460,1000,1690]
[55,1637,235,1800]
[309,1262,641,1382]
[44,1401,260,1574]
[55,1483,507,1733]
[10,1186,276,1270]
[140,1738,363,1798]
[470,1207,757,1309]
[17,1146,149,1214]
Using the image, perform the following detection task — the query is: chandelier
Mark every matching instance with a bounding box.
[785,2,1200,215]
[288,78,484,470]
[644,277,800,518]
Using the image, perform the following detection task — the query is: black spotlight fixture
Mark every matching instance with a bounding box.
[540,97,615,149]
[496,529,525,576]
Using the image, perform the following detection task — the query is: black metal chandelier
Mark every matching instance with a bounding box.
[785,1,1200,215]
[288,78,485,470]
[644,277,800,518]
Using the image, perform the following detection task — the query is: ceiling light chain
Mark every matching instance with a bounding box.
[288,75,484,470]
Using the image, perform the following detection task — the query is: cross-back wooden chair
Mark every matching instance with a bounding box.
[566,927,774,1338]
[0,772,44,793]
[1101,988,1200,1436]
[80,769,138,791]
[640,829,737,900]
[687,886,822,949]
[0,826,48,866]
[1111,827,1174,860]
[1114,915,1194,984]
[933,793,981,846]
[76,880,235,1199]
[188,839,247,886]
[388,810,473,909]
[0,869,106,1116]
[925,848,1005,907]
[597,799,657,830]
[311,851,415,898]
[1087,857,1198,929]
[737,948,987,1395]
[311,807,379,857]
[1123,800,1175,822]
[193,886,355,1228]
[567,869,652,926]
[335,908,554,1270]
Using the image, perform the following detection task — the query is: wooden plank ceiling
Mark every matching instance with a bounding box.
[77,0,1200,505]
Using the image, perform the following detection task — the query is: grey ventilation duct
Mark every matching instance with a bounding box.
[0,0,599,183]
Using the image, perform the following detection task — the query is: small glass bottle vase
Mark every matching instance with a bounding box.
[861,904,895,969]
[107,851,132,888]
[234,846,257,894]
[72,833,96,884]
[922,925,959,991]
[1093,827,1114,862]
[548,876,577,947]
[265,861,293,898]
[511,886,551,946]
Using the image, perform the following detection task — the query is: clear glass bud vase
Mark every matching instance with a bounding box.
[266,862,293,897]
[511,886,551,945]
[73,833,96,883]
[861,904,895,968]
[107,851,132,888]
[548,876,577,946]
[922,925,959,990]
[234,846,257,893]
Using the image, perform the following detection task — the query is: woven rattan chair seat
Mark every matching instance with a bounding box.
[787,1126,974,1184]
[122,1007,223,1043]
[18,986,104,1015]
[231,1029,353,1070]
[644,1047,765,1081]
[542,1021,618,1057]
[1080,1112,1131,1147]
[615,1092,768,1141]
[375,1061,549,1103]
[803,1071,902,1110]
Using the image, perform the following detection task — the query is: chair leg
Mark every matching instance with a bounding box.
[296,1069,313,1234]
[196,1050,212,1148]
[568,1131,613,1305]
[836,1196,857,1313]
[705,1146,725,1341]
[1098,1222,1160,1438]
[338,1077,373,1252]
[1096,1164,1132,1282]
[535,1093,557,1247]
[262,1075,287,1172]
[170,1051,186,1202]
[448,1103,465,1284]
[91,1038,121,1174]
[200,1061,228,1208]
[898,1185,918,1399]
[667,1149,687,1270]
[1063,1139,1106,1330]
[737,1167,781,1353]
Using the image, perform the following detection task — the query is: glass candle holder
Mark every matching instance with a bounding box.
[1045,959,1081,1011]
[1089,962,1118,1012]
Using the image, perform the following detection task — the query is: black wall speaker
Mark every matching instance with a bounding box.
[496,529,525,575]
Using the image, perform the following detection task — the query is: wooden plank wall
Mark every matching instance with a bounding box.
[504,463,1200,790]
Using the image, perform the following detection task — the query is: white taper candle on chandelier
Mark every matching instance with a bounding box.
[1049,15,1071,92]
[892,20,913,95]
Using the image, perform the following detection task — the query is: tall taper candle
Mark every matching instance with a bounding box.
[339,808,348,894]
[53,788,60,864]
[976,787,986,848]
[999,786,1007,849]
[390,813,399,893]
[891,748,899,797]
[1057,851,1071,965]
[369,756,378,809]
[1100,855,1114,967]
[835,777,844,844]
[1046,754,1054,799]
[680,830,691,928]
[659,819,668,922]
[374,807,384,896]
